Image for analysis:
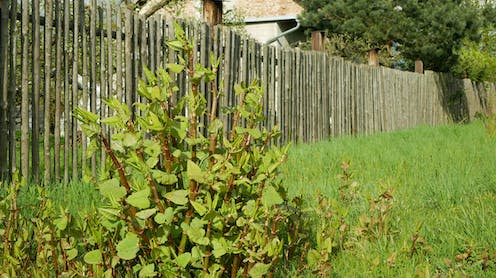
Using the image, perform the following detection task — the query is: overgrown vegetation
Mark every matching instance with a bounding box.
[4,120,496,276]
[298,0,496,77]
[0,22,300,277]
[2,20,496,277]
[281,120,496,277]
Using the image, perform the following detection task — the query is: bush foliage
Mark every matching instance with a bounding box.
[1,22,299,277]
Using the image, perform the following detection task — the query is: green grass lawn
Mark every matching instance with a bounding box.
[7,120,496,276]
[281,120,496,277]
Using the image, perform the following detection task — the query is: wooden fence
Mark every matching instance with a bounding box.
[0,0,495,183]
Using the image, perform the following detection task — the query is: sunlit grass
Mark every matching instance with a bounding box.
[281,120,496,276]
[6,120,496,276]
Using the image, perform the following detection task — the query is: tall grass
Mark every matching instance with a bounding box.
[281,120,496,276]
[11,181,102,218]
[4,120,496,276]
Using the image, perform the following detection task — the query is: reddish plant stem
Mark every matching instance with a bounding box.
[230,92,246,141]
[50,229,59,276]
[208,77,219,169]
[230,255,241,278]
[179,45,200,255]
[100,134,131,194]
[159,101,174,173]
[202,221,213,275]
[136,147,165,213]
[242,262,254,278]
[59,240,68,272]
[99,134,150,245]
[160,133,174,173]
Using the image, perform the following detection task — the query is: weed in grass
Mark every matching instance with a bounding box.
[281,120,496,277]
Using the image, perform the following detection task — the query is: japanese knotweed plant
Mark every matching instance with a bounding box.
[74,22,291,277]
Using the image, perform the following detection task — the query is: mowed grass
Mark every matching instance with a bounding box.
[281,120,496,277]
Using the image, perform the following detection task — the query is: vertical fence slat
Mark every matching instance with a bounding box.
[21,0,29,179]
[54,0,62,181]
[8,0,18,176]
[90,0,97,178]
[116,6,123,103]
[125,10,133,111]
[80,0,88,177]
[32,0,41,183]
[71,0,79,181]
[99,6,107,166]
[0,0,9,179]
[63,0,70,184]
[43,0,53,183]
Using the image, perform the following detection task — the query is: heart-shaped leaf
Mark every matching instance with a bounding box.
[84,249,102,265]
[164,190,188,206]
[126,189,150,209]
[117,232,140,260]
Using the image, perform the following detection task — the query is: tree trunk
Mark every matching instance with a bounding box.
[138,0,169,18]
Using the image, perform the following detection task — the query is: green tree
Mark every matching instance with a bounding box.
[298,0,400,59]
[451,2,496,81]
[396,0,481,72]
[298,0,483,72]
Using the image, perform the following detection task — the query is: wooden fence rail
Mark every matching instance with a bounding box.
[0,0,495,183]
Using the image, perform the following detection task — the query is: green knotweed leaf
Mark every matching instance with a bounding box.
[167,40,183,51]
[84,249,103,265]
[207,119,223,134]
[117,232,140,260]
[242,200,257,218]
[143,139,161,156]
[248,263,271,278]
[101,115,126,129]
[136,208,158,220]
[144,66,157,84]
[176,252,191,268]
[123,133,139,148]
[139,263,157,277]
[164,190,188,206]
[67,248,78,261]
[234,83,244,95]
[146,156,159,168]
[154,207,174,225]
[190,200,208,216]
[262,185,284,208]
[149,86,161,100]
[184,218,209,245]
[53,216,68,231]
[99,178,126,201]
[211,238,229,258]
[166,63,185,74]
[98,208,121,220]
[187,160,204,183]
[126,189,151,209]
[307,249,320,268]
[151,170,178,185]
[73,107,100,124]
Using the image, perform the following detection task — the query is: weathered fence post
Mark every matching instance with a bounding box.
[368,48,380,67]
[311,31,325,51]
[0,0,9,179]
[415,59,424,74]
[203,0,222,25]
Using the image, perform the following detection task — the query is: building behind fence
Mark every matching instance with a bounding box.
[0,0,495,184]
